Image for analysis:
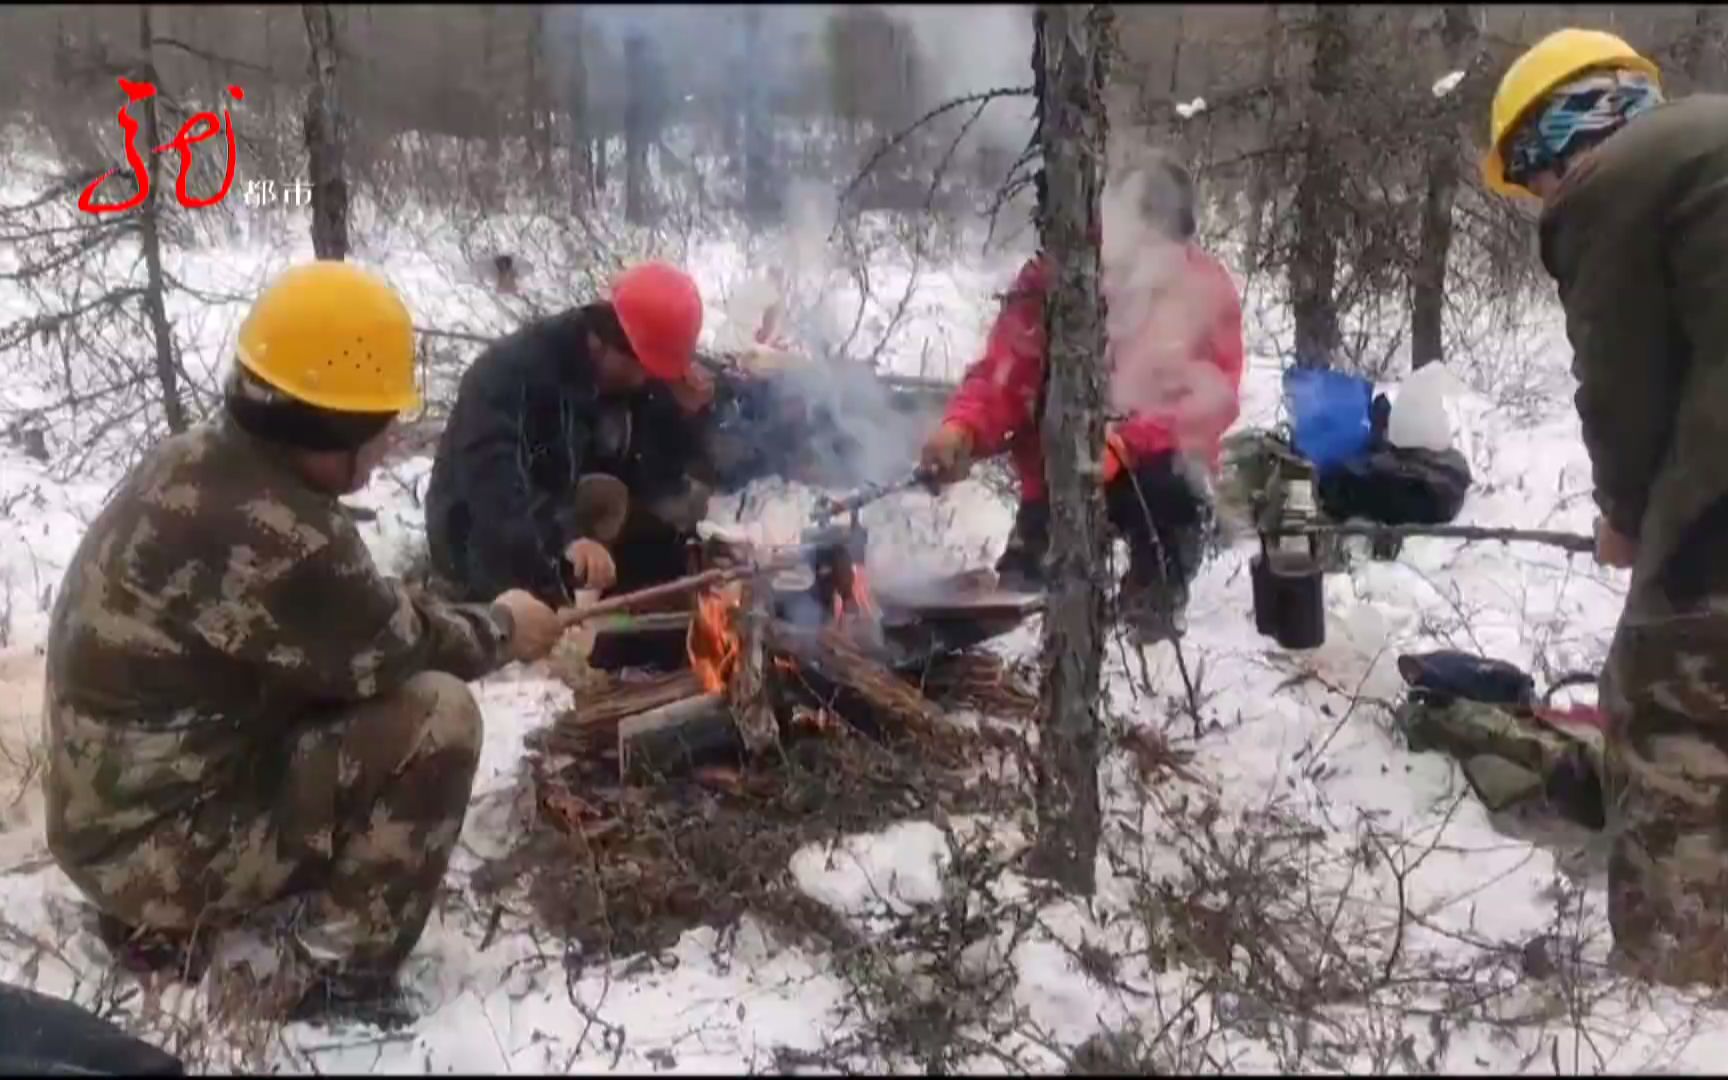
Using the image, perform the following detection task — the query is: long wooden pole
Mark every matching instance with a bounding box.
[1281,522,1594,554]
[556,552,803,628]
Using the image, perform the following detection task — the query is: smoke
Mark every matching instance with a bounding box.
[537,5,1041,488]
[1099,157,1236,460]
[717,178,931,489]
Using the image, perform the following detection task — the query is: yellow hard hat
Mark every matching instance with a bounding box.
[236,261,420,413]
[1482,28,1660,197]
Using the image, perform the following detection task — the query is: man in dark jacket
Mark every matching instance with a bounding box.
[426,262,714,607]
[1484,29,1728,986]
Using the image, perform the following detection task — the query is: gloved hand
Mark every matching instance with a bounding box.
[668,366,715,416]
[1593,516,1637,569]
[493,589,562,663]
[1100,425,1131,486]
[919,422,975,487]
[564,538,618,591]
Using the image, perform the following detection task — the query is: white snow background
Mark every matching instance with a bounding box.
[4,157,1727,1074]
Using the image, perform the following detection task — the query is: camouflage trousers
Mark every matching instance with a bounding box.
[78,672,482,979]
[1601,608,1728,988]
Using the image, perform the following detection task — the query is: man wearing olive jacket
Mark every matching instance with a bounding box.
[1484,28,1728,986]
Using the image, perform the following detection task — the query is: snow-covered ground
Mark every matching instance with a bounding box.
[4,179,1726,1072]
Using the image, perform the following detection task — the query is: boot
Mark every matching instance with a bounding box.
[95,913,210,981]
[995,501,1050,593]
[1118,571,1189,645]
[1117,536,1193,646]
[287,969,418,1032]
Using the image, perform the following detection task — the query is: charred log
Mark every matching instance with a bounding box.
[618,693,739,781]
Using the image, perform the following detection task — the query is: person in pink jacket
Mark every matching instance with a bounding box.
[919,153,1245,642]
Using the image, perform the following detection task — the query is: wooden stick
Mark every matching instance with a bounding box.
[1280,522,1594,554]
[557,553,803,628]
[586,612,693,636]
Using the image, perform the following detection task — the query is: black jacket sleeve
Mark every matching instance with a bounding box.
[450,353,590,594]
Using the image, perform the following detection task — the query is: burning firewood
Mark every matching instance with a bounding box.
[906,651,1039,719]
[726,593,780,754]
[529,670,706,758]
[534,526,1046,785]
[764,621,954,743]
[688,582,780,755]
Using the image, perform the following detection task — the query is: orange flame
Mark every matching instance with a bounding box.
[850,566,879,617]
[688,587,742,693]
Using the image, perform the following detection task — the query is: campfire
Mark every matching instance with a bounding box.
[531,522,1045,784]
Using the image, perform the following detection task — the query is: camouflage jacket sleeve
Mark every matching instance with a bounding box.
[1540,153,1682,541]
[190,511,510,702]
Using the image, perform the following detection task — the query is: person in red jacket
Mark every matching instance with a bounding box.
[919,153,1245,642]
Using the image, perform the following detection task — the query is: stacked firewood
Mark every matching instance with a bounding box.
[529,578,1036,783]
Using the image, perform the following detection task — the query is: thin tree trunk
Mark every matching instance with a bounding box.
[623,32,651,225]
[528,14,553,200]
[1290,3,1348,369]
[1410,4,1477,371]
[742,5,777,223]
[1026,2,1112,897]
[135,5,186,434]
[1168,10,1184,99]
[1683,6,1726,91]
[1245,4,1283,268]
[301,3,348,259]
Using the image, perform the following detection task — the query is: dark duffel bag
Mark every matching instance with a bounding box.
[1317,442,1472,527]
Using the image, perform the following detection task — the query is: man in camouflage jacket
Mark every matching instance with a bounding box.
[43,262,562,1022]
[1485,30,1728,984]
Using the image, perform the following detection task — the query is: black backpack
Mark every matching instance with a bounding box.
[1316,392,1472,526]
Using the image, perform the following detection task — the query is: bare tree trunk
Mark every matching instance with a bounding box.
[301,3,348,260]
[527,13,553,199]
[1026,2,1112,897]
[623,32,652,225]
[1167,10,1184,99]
[1244,4,1283,268]
[1410,5,1477,371]
[135,5,186,434]
[742,5,777,223]
[1289,3,1348,369]
[1682,6,1727,91]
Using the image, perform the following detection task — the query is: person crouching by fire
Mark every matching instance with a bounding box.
[425,261,717,610]
[918,151,1245,644]
[43,261,564,1026]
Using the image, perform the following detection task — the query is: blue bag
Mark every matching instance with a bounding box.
[1283,367,1373,472]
